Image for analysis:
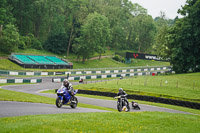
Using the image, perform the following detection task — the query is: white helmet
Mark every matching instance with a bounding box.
[119,88,123,91]
[63,79,69,87]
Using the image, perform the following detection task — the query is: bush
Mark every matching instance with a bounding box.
[121,57,125,63]
[27,33,43,50]
[113,55,120,61]
[113,55,126,63]
[17,34,42,50]
[31,38,42,50]
[18,36,27,49]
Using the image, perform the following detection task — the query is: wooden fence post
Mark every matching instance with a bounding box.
[160,80,162,87]
[193,82,195,89]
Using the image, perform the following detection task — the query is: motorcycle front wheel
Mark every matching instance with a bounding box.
[117,102,122,112]
[56,97,63,108]
[70,97,78,108]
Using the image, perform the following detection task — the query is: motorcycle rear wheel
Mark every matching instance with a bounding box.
[137,106,140,110]
[126,101,130,112]
[56,97,63,108]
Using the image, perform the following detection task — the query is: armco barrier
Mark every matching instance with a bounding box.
[0,66,171,76]
[78,90,200,110]
[0,79,42,83]
[52,70,173,82]
[0,70,54,76]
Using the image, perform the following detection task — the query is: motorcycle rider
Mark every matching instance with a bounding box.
[61,79,75,102]
[117,88,129,104]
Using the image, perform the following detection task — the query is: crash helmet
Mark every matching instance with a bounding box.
[63,79,69,87]
[119,88,123,93]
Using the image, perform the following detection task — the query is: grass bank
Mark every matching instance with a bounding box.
[0,48,169,70]
[74,73,200,103]
[72,57,169,69]
[0,58,169,71]
[0,112,199,133]
[0,88,54,104]
[0,59,68,72]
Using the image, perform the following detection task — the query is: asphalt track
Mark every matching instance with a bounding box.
[0,78,192,117]
[0,101,110,117]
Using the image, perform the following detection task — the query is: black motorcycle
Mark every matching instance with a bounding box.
[114,95,130,112]
[132,101,140,110]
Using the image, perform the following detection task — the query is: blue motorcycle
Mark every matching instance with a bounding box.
[56,87,78,108]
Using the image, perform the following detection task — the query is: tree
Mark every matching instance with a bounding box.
[157,0,200,73]
[44,33,68,54]
[133,14,156,53]
[74,12,110,62]
[0,24,20,53]
[153,11,175,55]
[0,0,15,30]
[2,0,158,56]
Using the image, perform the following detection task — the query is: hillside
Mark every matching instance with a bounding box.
[0,49,169,71]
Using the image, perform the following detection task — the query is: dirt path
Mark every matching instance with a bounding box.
[0,56,8,59]
[89,56,112,60]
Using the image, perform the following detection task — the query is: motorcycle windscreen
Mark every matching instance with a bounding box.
[57,87,65,93]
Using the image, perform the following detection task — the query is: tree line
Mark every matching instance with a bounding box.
[0,0,199,73]
[0,0,168,59]
[154,0,200,73]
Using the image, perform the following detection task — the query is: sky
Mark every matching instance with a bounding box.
[130,0,186,19]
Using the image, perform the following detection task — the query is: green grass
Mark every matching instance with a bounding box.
[0,112,199,133]
[0,88,55,104]
[74,73,200,103]
[72,57,169,69]
[0,48,169,70]
[0,57,169,71]
[16,49,59,56]
[0,83,36,86]
[0,59,25,70]
[0,59,69,72]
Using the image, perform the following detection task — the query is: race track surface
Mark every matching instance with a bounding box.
[1,78,192,116]
[0,101,110,117]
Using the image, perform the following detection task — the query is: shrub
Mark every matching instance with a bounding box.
[113,55,120,61]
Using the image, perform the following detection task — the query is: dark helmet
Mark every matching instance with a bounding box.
[63,79,69,87]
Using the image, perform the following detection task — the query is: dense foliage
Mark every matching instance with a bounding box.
[155,0,200,73]
[73,12,110,62]
[44,33,68,54]
[1,0,199,69]
[0,0,159,59]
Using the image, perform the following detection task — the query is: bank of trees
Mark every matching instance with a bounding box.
[154,0,200,73]
[0,0,159,61]
[1,0,199,72]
